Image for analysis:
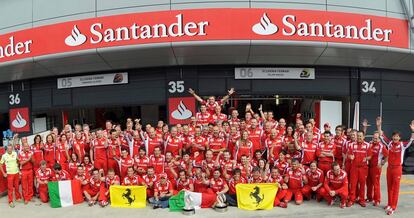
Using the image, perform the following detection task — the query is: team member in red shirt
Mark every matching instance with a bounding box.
[377,117,414,215]
[195,105,213,126]
[366,131,388,206]
[323,162,348,208]
[273,152,289,175]
[36,160,53,203]
[219,150,236,180]
[193,167,211,193]
[284,159,308,205]
[346,131,371,207]
[267,129,283,160]
[43,134,56,169]
[144,127,164,156]
[149,147,165,174]
[56,134,70,171]
[108,129,121,176]
[52,163,71,181]
[298,132,318,166]
[142,167,158,198]
[176,170,194,192]
[316,131,336,175]
[164,127,183,158]
[248,119,264,154]
[134,147,150,176]
[235,131,253,162]
[90,130,109,173]
[212,106,228,123]
[31,135,44,172]
[249,166,265,183]
[84,168,102,206]
[189,87,235,115]
[73,131,86,162]
[305,122,321,143]
[150,173,174,209]
[208,126,226,159]
[98,168,120,207]
[209,168,229,195]
[190,126,208,166]
[343,130,357,175]
[74,165,89,187]
[122,167,144,186]
[226,168,247,206]
[18,143,34,204]
[267,167,288,208]
[333,126,346,168]
[164,152,179,185]
[68,153,80,178]
[83,156,94,176]
[119,149,134,179]
[302,161,326,202]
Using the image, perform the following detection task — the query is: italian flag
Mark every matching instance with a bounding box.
[169,191,216,211]
[48,180,84,208]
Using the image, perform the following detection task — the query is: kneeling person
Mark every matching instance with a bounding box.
[84,168,102,206]
[323,162,348,208]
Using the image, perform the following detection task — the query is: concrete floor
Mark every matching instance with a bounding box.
[1,171,414,218]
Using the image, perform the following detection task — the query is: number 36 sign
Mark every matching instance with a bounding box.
[8,90,32,133]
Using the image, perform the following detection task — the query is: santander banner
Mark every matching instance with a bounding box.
[0,8,409,64]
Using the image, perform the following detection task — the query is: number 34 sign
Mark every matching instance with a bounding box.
[361,81,376,93]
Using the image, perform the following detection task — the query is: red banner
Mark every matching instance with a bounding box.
[9,107,31,132]
[169,97,196,125]
[0,8,409,64]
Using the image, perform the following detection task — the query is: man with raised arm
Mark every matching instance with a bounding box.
[188,87,235,115]
[376,117,414,215]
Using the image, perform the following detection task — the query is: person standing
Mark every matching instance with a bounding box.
[366,131,388,206]
[18,143,35,204]
[0,145,21,207]
[377,117,414,215]
[346,131,371,207]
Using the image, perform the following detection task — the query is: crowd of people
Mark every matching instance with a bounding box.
[1,88,413,216]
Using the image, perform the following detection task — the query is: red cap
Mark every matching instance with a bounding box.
[324,123,330,128]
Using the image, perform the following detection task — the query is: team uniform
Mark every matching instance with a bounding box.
[323,169,348,206]
[381,135,413,211]
[18,150,34,202]
[36,168,53,203]
[366,141,388,204]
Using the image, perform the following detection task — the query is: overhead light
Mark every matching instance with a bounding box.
[275,95,279,105]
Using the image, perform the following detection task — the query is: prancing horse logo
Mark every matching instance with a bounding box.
[122,188,136,206]
[250,186,264,206]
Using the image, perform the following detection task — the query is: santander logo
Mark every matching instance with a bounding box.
[11,112,27,129]
[65,25,87,47]
[63,14,209,47]
[252,13,278,35]
[171,101,192,120]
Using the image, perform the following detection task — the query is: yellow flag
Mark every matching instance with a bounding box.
[110,185,147,208]
[236,183,278,210]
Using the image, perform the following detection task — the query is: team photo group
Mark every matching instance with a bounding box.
[1,88,413,216]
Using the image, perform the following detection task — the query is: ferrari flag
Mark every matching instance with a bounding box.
[236,183,278,210]
[110,185,147,208]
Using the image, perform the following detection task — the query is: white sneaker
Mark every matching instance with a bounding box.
[386,209,394,216]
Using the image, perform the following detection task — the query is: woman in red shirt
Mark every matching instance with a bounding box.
[235,131,253,162]
[32,135,44,172]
